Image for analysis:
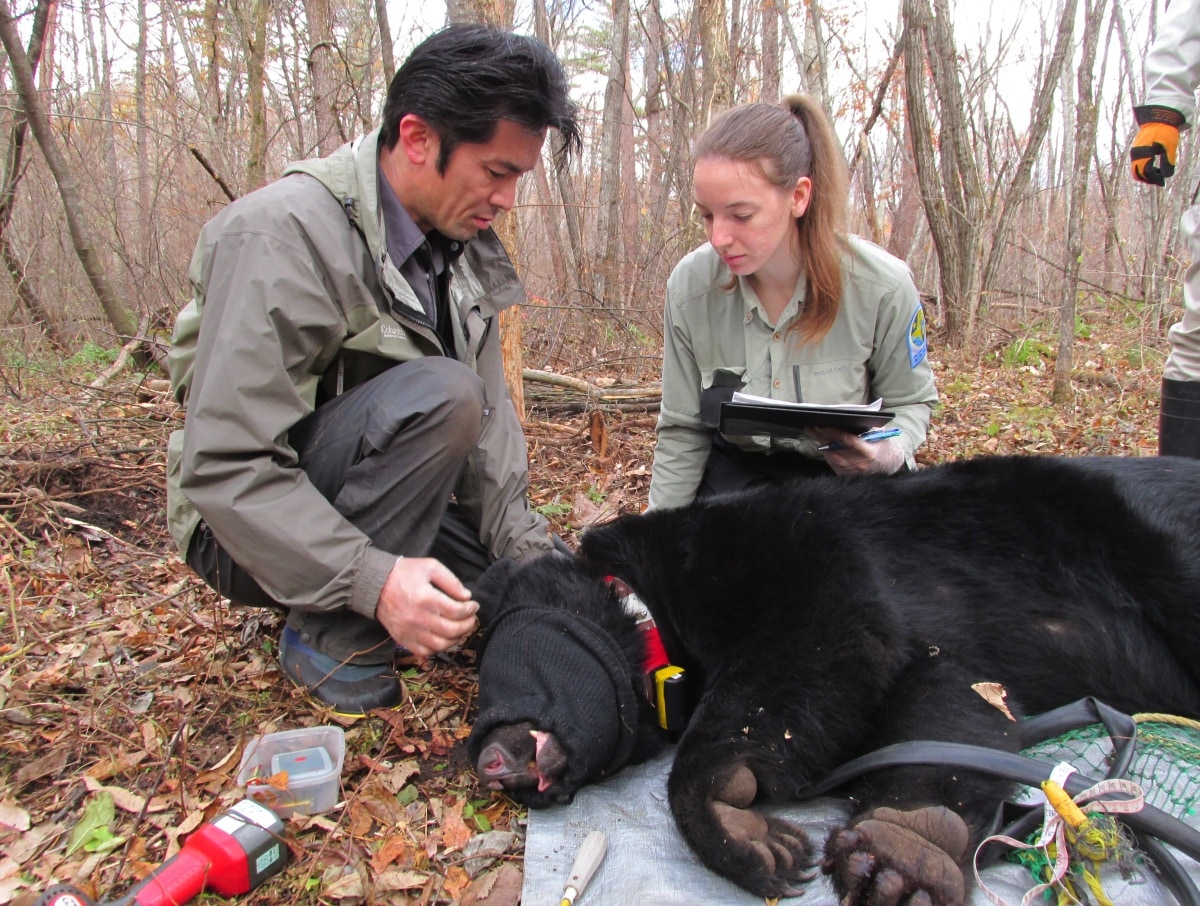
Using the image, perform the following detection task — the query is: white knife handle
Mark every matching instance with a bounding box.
[560,830,608,904]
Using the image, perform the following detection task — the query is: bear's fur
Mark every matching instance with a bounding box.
[468,455,1200,904]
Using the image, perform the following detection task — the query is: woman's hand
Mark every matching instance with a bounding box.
[810,428,907,476]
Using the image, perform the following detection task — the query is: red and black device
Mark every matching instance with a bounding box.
[36,799,289,906]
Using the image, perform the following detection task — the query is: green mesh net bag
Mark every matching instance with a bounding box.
[986,711,1200,905]
[1021,714,1200,822]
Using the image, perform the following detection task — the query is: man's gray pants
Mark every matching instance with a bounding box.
[187,358,491,664]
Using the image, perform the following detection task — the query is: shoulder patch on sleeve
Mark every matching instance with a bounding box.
[908,307,928,369]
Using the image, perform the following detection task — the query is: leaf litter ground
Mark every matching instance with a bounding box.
[0,303,1166,904]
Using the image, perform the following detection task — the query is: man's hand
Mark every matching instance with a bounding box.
[810,428,907,476]
[1131,105,1185,186]
[376,557,479,657]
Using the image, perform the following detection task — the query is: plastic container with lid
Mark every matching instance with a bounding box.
[235,725,345,818]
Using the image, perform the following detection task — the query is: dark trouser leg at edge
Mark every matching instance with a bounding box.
[1159,379,1200,459]
[1161,204,1200,460]
[187,358,492,714]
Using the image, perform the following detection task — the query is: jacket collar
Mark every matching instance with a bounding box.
[282,129,525,322]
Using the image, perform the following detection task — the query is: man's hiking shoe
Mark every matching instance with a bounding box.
[279,626,403,716]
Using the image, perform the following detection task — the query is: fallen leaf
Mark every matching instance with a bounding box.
[0,875,31,901]
[352,784,408,828]
[461,830,517,878]
[163,807,210,859]
[80,779,170,814]
[322,867,364,901]
[370,834,415,872]
[14,748,68,787]
[971,682,1016,721]
[65,791,115,857]
[461,862,523,906]
[2,820,58,864]
[440,799,472,853]
[381,758,421,795]
[85,750,148,781]
[374,867,430,893]
[0,802,30,832]
[442,864,471,900]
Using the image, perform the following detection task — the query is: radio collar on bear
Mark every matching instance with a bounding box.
[606,576,690,732]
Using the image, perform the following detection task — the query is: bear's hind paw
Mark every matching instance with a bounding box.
[822,806,968,906]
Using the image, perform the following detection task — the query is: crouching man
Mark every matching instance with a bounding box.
[166,25,580,716]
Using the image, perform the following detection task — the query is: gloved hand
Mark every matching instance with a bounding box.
[809,429,909,477]
[1131,105,1185,186]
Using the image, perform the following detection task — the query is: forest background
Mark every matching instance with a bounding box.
[0,0,1190,903]
[0,0,1189,386]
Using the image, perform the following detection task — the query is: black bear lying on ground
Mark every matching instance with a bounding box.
[467,455,1200,905]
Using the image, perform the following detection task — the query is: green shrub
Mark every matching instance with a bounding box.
[1000,338,1053,368]
[66,343,121,368]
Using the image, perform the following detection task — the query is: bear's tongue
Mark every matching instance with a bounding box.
[533,730,556,791]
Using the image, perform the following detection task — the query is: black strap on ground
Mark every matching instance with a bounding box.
[802,698,1200,906]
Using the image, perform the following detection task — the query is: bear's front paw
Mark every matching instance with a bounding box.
[680,762,818,897]
[822,806,969,906]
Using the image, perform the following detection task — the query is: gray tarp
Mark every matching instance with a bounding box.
[524,748,1188,906]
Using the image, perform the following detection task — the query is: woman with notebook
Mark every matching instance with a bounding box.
[648,96,939,510]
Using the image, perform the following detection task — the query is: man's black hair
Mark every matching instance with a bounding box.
[379,24,581,173]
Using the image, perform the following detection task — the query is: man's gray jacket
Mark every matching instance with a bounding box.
[166,128,550,620]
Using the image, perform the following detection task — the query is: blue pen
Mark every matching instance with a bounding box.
[817,427,901,452]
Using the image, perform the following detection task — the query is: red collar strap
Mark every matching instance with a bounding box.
[605,577,688,732]
[606,576,669,673]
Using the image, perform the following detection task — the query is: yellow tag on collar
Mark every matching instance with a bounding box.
[654,665,688,732]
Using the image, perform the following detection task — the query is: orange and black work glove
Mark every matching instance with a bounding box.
[1131,105,1185,186]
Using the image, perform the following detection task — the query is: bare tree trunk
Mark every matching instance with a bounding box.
[779,0,801,86]
[620,80,638,302]
[887,110,924,264]
[901,0,982,347]
[447,0,505,23]
[1053,0,1108,404]
[37,0,55,91]
[135,0,152,312]
[698,0,730,125]
[655,1,705,257]
[532,161,568,289]
[1096,1,1134,295]
[801,0,829,107]
[201,0,223,130]
[857,138,883,244]
[596,0,631,306]
[0,0,145,362]
[729,0,743,97]
[82,0,129,297]
[760,0,780,101]
[304,0,341,155]
[374,0,395,84]
[531,0,578,286]
[643,0,667,213]
[0,0,63,347]
[244,0,271,191]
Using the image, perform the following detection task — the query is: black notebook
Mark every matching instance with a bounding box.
[720,393,894,437]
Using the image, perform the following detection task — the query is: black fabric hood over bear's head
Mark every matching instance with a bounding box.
[466,554,651,801]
